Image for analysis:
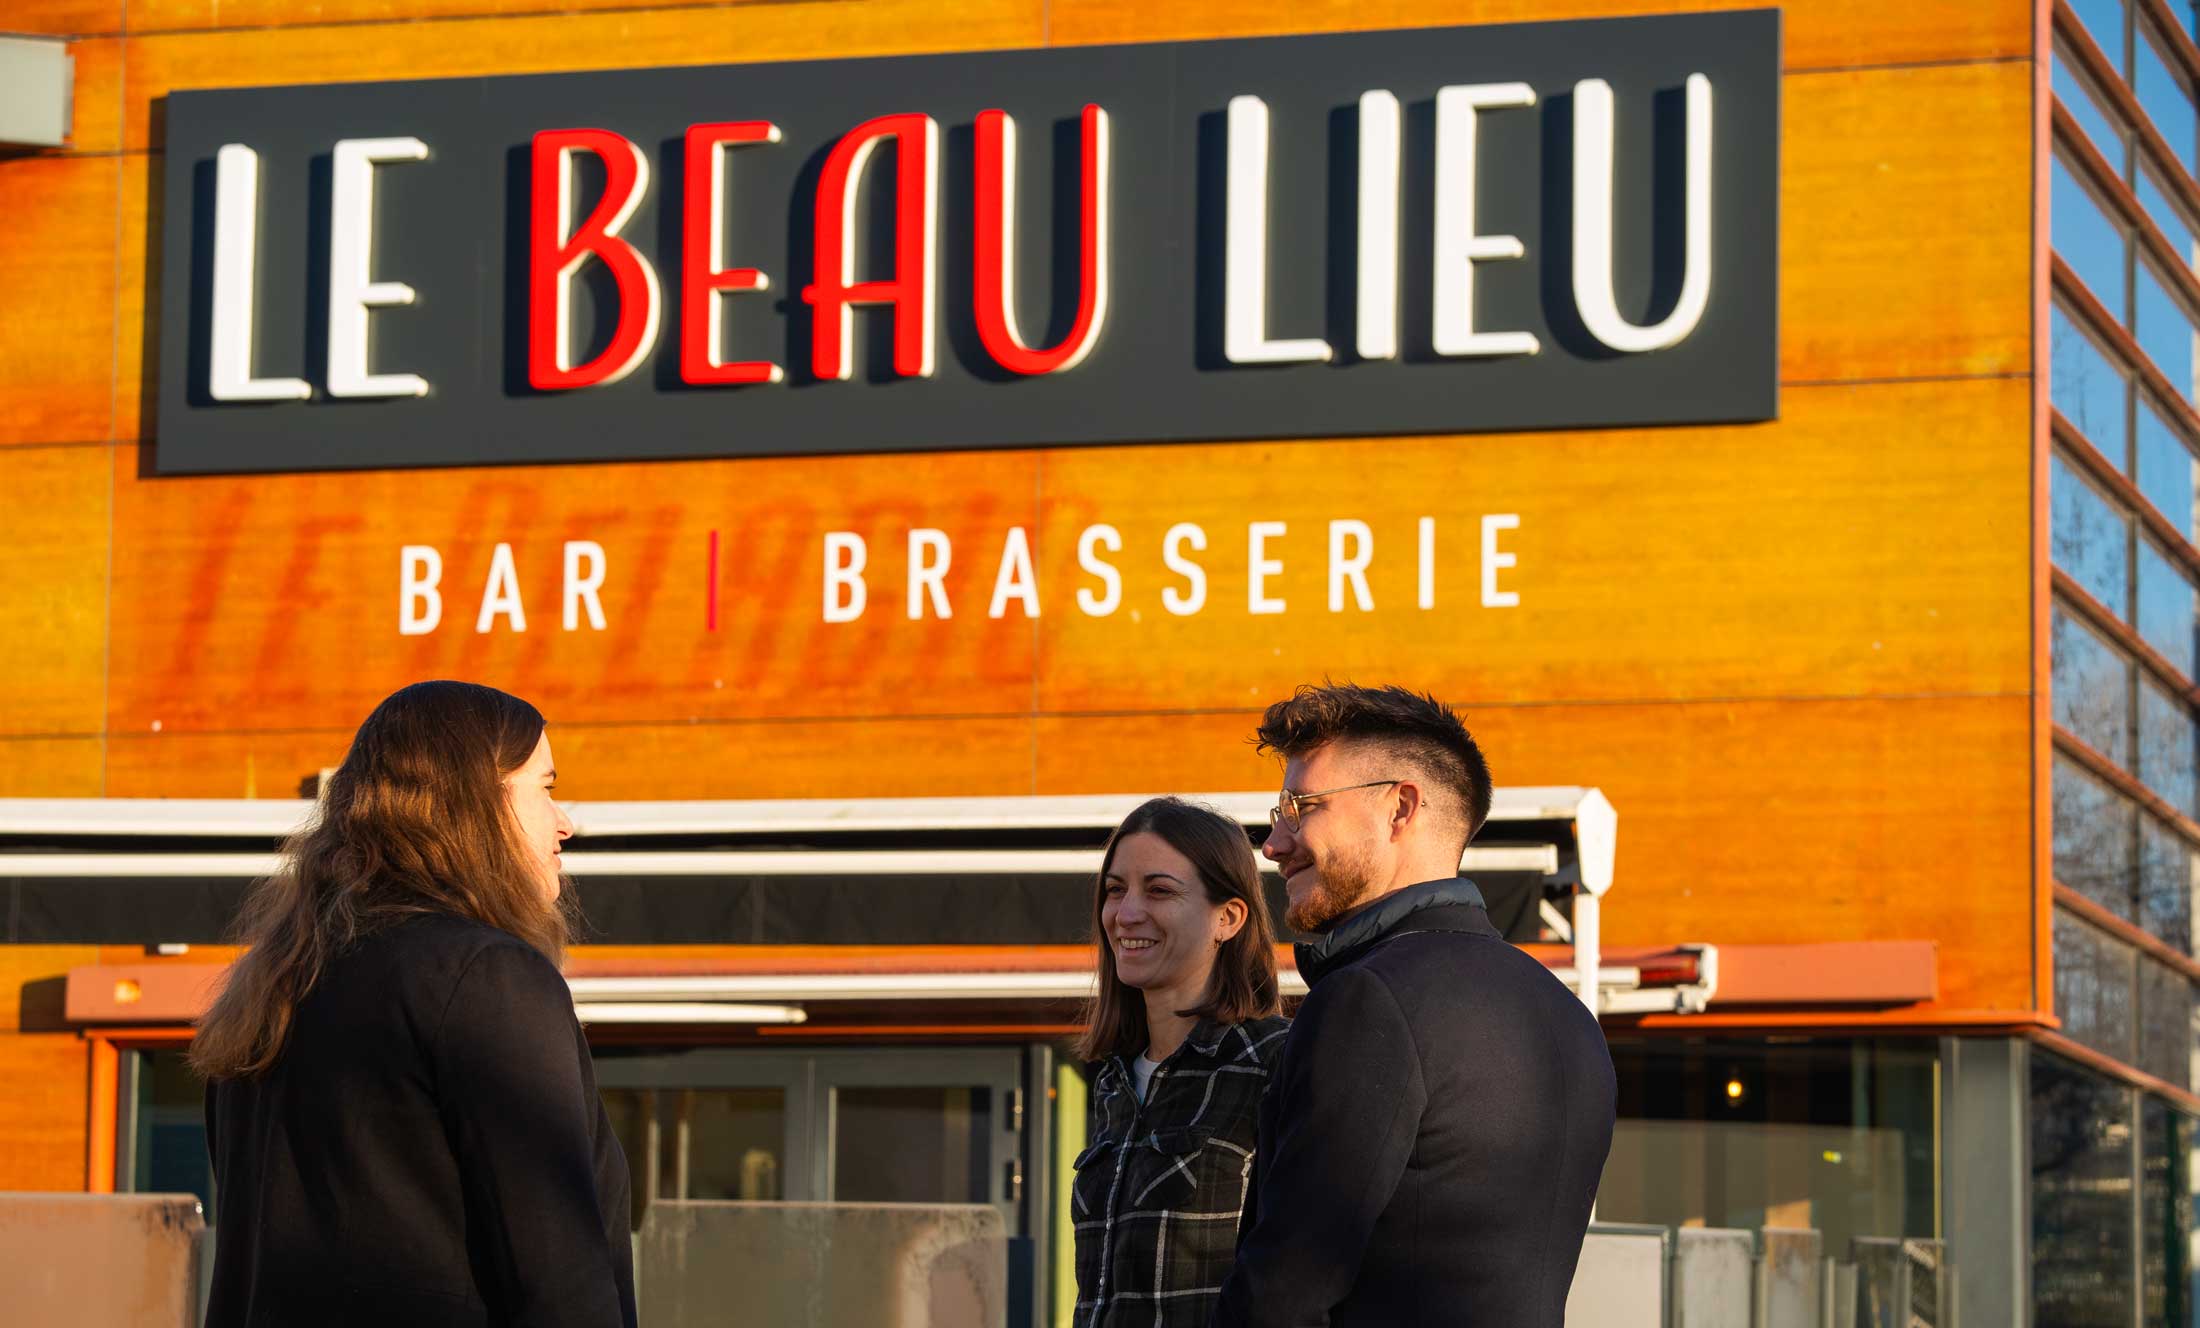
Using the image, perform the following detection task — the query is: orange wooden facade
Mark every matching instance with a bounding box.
[0,0,2041,1189]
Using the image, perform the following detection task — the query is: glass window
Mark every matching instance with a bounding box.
[2068,0,2127,67]
[2058,752,2140,918]
[2140,958,2195,1089]
[2140,814,2197,954]
[2058,155,2132,321]
[2056,306,2132,459]
[1598,1038,1938,1259]
[2139,538,2200,676]
[2140,164,2200,271]
[2138,261,2200,401]
[832,1086,993,1203]
[2138,397,2198,538]
[2057,604,2136,765]
[2059,49,2127,167]
[2058,910,2139,1059]
[2033,1053,2136,1326]
[2055,453,2133,611]
[2139,24,2200,177]
[2142,677,2200,814]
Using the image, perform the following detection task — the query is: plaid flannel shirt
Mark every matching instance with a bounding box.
[1071,1015,1291,1328]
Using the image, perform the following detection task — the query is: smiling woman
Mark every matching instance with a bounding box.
[1070,796,1286,1328]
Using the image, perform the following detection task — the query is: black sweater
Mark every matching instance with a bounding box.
[1213,877,1616,1327]
[203,913,636,1328]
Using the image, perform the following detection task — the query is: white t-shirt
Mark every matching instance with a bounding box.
[1131,1053,1161,1103]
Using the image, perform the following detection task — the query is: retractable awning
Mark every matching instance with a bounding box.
[5,788,1733,1022]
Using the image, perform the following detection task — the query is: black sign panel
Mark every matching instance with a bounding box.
[153,10,1779,475]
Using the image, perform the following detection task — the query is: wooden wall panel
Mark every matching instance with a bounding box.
[62,37,122,155]
[2,1,123,35]
[111,154,155,448]
[103,716,1037,800]
[1036,691,2035,1014]
[128,0,783,33]
[0,159,117,444]
[1035,376,2029,713]
[1047,0,2029,70]
[106,445,1044,735]
[0,446,109,737]
[0,1034,91,1190]
[102,729,347,799]
[1783,62,2032,382]
[104,376,2024,744]
[0,949,99,1031]
[95,0,1044,154]
[0,739,105,797]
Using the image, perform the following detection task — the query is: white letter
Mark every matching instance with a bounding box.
[476,543,527,633]
[1434,84,1539,358]
[1162,523,1208,616]
[1077,524,1123,616]
[1329,519,1373,612]
[328,137,430,398]
[909,529,953,619]
[1357,91,1401,360]
[1225,96,1332,364]
[210,145,311,402]
[399,545,442,636]
[1573,74,1713,352]
[562,539,606,631]
[823,532,867,622]
[1482,514,1520,607]
[988,526,1041,619]
[1248,521,1287,615]
[1418,516,1435,610]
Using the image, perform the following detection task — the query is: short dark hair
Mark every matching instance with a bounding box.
[1076,797,1280,1063]
[1253,683,1493,846]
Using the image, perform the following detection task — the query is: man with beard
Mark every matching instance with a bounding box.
[1211,683,1615,1328]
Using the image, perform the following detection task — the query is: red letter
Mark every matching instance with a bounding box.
[974,105,1110,375]
[682,121,783,386]
[803,113,939,381]
[529,128,661,391]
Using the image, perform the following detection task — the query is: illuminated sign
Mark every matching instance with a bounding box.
[153,9,1778,475]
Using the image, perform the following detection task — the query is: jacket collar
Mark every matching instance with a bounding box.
[1294,876,1493,985]
[1095,1015,1232,1093]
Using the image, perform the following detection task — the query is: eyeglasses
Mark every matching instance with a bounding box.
[1268,780,1401,831]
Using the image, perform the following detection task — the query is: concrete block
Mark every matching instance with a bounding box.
[0,1192,205,1328]
[1566,1223,1667,1328]
[1674,1227,1753,1328]
[1757,1227,1822,1328]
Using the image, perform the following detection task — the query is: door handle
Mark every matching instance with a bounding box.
[1004,1157,1024,1203]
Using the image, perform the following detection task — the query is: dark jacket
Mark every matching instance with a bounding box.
[1213,877,1616,1328]
[203,913,637,1328]
[1072,1016,1290,1328]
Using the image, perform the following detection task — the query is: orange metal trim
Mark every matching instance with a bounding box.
[2033,1027,2200,1113]
[2054,885,2200,982]
[757,1024,1083,1039]
[1621,1009,2058,1034]
[86,1037,118,1194]
[2038,0,2059,1025]
[1708,942,1937,1007]
[2053,411,2200,600]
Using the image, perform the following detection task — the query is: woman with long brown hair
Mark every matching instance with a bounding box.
[192,680,634,1328]
[1070,797,1286,1328]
